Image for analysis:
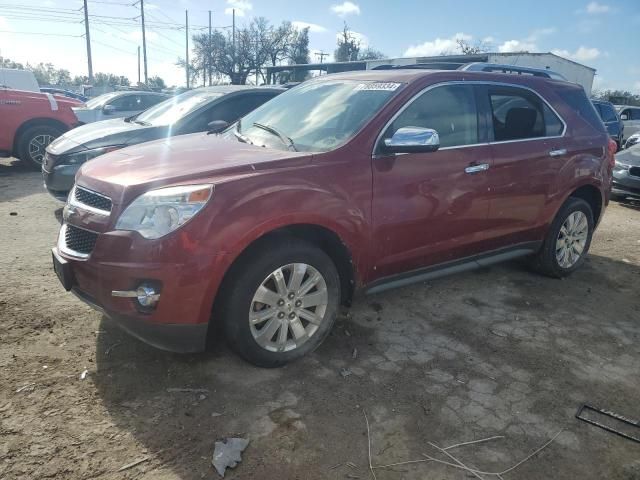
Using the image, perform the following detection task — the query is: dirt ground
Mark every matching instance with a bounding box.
[1,156,639,480]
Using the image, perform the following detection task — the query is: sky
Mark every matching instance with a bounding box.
[0,0,638,92]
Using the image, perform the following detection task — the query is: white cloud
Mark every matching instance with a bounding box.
[525,27,556,42]
[634,81,640,93]
[292,21,327,33]
[330,1,360,17]
[586,1,611,14]
[225,0,253,17]
[497,39,538,53]
[403,33,471,57]
[551,46,600,62]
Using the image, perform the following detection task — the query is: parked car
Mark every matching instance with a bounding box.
[0,68,39,92]
[611,144,640,200]
[52,68,614,367]
[0,88,82,168]
[40,87,89,103]
[72,91,169,124]
[616,105,640,143]
[624,132,640,149]
[43,86,284,200]
[592,99,623,149]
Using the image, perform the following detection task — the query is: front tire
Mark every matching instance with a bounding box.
[17,125,63,170]
[531,197,594,278]
[219,238,341,367]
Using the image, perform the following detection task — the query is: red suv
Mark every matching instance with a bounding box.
[0,88,81,168]
[52,68,614,367]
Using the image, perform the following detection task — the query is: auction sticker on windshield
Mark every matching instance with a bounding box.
[354,82,401,91]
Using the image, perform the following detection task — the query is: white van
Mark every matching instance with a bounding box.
[0,68,40,92]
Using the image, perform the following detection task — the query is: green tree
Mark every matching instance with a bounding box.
[93,72,130,87]
[148,75,166,89]
[592,89,640,106]
[334,23,360,62]
[359,48,386,60]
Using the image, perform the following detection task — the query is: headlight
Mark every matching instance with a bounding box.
[115,184,213,239]
[62,146,124,165]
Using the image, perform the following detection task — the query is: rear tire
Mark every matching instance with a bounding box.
[218,237,341,367]
[17,125,63,170]
[530,197,594,278]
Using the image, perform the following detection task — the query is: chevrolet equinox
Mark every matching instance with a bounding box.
[52,68,614,367]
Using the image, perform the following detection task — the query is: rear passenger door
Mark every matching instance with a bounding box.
[482,85,566,247]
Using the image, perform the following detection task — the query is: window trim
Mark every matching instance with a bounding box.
[373,80,567,157]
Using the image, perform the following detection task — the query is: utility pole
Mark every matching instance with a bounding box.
[137,46,141,84]
[185,9,189,89]
[208,10,212,86]
[232,8,236,84]
[83,0,93,83]
[315,51,329,76]
[140,0,148,84]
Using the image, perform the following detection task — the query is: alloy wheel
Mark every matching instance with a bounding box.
[249,263,328,353]
[28,134,54,165]
[555,211,588,269]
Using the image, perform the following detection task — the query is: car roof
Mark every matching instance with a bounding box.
[190,85,285,94]
[308,68,578,91]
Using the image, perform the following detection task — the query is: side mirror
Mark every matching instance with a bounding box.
[207,120,229,134]
[103,104,116,115]
[383,127,440,154]
[620,114,628,121]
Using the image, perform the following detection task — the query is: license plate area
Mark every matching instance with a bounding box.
[52,248,74,291]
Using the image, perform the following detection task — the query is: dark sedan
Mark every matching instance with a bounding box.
[612,144,640,200]
[43,85,284,200]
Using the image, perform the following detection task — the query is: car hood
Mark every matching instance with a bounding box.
[47,118,164,155]
[616,145,640,167]
[77,132,312,204]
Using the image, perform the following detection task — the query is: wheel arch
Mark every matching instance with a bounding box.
[12,117,69,155]
[568,183,603,225]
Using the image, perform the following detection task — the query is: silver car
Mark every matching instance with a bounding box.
[616,105,640,144]
[72,91,169,124]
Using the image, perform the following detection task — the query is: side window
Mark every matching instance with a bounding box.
[212,94,275,123]
[109,94,141,111]
[620,109,630,120]
[601,104,618,123]
[140,94,166,109]
[632,109,640,120]
[384,84,478,149]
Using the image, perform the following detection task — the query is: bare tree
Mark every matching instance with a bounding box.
[335,22,360,62]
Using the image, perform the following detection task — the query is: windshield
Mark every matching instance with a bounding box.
[236,80,403,152]
[85,92,122,109]
[135,89,224,126]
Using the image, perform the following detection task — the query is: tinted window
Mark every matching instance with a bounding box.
[631,108,640,120]
[598,103,618,123]
[140,94,167,109]
[385,84,478,148]
[108,94,142,111]
[556,87,604,133]
[215,94,277,123]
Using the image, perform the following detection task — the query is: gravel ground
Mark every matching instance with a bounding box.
[1,157,639,480]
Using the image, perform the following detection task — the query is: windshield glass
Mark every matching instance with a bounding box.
[236,80,403,152]
[85,92,121,109]
[136,90,224,126]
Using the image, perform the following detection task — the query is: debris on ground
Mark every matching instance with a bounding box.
[211,412,223,417]
[576,404,640,443]
[212,437,249,477]
[352,347,358,359]
[340,368,353,378]
[9,212,17,216]
[117,456,150,472]
[79,369,88,380]
[15,383,35,393]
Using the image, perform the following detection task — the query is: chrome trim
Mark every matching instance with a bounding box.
[69,185,112,216]
[57,224,90,260]
[549,148,568,157]
[372,80,568,158]
[465,163,490,174]
[111,290,138,298]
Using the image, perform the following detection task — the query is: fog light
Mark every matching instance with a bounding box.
[112,283,161,308]
[136,285,160,307]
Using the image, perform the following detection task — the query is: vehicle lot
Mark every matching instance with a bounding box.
[1,157,639,479]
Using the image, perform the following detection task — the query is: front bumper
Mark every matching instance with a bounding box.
[612,169,640,198]
[72,287,208,353]
[42,163,79,200]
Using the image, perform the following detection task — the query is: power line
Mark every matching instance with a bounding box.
[0,29,82,37]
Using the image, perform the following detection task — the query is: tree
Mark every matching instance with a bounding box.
[148,75,166,89]
[455,38,491,55]
[93,72,130,87]
[335,23,360,62]
[0,56,25,69]
[592,89,640,106]
[359,48,386,60]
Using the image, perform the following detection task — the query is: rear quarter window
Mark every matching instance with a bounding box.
[555,87,605,133]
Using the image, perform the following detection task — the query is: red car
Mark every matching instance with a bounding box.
[52,67,614,367]
[0,88,81,168]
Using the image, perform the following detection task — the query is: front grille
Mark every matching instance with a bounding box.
[74,186,112,213]
[65,224,98,255]
[629,166,640,178]
[43,152,57,172]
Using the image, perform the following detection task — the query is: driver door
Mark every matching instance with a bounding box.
[370,83,494,279]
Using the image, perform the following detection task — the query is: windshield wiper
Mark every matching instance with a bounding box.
[252,122,297,151]
[133,120,151,126]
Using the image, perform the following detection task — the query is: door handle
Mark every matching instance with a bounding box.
[464,163,490,174]
[549,148,567,157]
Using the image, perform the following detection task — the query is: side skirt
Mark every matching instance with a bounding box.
[364,242,542,295]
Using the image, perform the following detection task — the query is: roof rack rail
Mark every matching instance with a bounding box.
[459,62,567,80]
[372,62,465,71]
